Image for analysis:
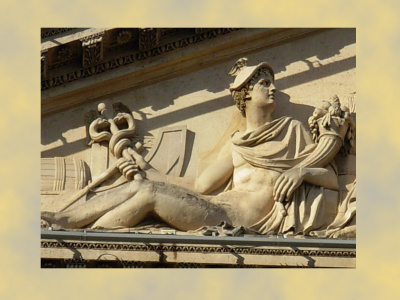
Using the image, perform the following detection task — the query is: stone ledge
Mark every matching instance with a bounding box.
[41,28,325,116]
[41,230,355,268]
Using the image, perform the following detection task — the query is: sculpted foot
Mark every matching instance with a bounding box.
[41,211,56,223]
[41,211,66,229]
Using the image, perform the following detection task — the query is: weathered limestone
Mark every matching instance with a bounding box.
[41,231,356,268]
[41,57,356,239]
[41,28,356,268]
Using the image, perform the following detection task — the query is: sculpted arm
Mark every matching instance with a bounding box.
[195,148,234,194]
[296,134,341,188]
[300,166,338,189]
[125,150,194,189]
[274,96,356,203]
[127,141,234,194]
[273,135,341,203]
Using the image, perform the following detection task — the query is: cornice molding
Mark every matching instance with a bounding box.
[41,28,77,39]
[42,240,356,258]
[41,28,239,92]
[41,28,326,117]
[41,238,356,268]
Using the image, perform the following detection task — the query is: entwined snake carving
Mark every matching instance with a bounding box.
[59,103,143,211]
[89,102,143,180]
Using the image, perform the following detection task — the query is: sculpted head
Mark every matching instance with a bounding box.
[229,58,276,117]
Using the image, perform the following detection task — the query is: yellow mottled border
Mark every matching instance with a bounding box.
[1,0,399,299]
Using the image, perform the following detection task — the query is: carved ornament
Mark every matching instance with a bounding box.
[80,32,104,67]
[41,28,241,91]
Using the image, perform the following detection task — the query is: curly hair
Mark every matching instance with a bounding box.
[231,68,272,117]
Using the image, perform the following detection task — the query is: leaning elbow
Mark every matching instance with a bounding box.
[195,181,209,195]
[328,177,339,191]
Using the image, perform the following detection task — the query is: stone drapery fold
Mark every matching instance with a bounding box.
[232,117,342,236]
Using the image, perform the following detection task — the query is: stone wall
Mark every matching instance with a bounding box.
[41,28,355,220]
[41,28,355,177]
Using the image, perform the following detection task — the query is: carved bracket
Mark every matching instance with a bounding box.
[139,28,160,51]
[41,50,48,79]
[117,29,133,45]
[80,32,104,67]
[52,45,74,68]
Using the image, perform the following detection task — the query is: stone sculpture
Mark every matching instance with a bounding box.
[41,58,356,238]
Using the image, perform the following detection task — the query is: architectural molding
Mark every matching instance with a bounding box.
[41,28,77,39]
[138,28,160,51]
[41,236,356,268]
[42,240,355,258]
[41,28,240,92]
[80,31,105,67]
[41,28,325,116]
[41,28,355,268]
[40,50,48,79]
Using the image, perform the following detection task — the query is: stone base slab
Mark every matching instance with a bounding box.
[41,231,355,268]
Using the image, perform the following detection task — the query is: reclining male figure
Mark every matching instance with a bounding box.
[42,58,340,235]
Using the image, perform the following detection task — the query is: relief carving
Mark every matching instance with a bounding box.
[41,157,89,193]
[116,30,133,45]
[41,50,48,79]
[51,45,75,68]
[41,58,356,239]
[139,28,160,51]
[81,32,104,67]
[41,28,241,91]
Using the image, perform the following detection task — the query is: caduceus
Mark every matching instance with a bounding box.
[60,103,144,211]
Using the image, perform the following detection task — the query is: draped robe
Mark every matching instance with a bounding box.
[231,116,340,236]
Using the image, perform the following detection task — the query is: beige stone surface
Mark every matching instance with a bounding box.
[42,28,355,176]
[41,28,356,240]
[41,240,355,268]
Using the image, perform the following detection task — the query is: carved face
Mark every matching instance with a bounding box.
[249,72,276,109]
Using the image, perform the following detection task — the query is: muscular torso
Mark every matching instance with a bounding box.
[210,143,282,227]
[232,148,280,192]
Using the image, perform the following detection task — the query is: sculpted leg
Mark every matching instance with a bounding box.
[91,181,234,230]
[41,180,143,228]
[42,180,234,231]
[150,182,232,231]
[91,186,155,228]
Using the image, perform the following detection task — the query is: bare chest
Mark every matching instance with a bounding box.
[231,149,280,191]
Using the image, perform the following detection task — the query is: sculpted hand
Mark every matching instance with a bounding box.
[273,167,304,203]
[127,148,150,171]
[116,157,138,180]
